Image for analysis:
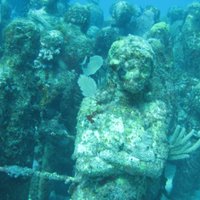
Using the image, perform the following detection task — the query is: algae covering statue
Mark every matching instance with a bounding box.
[71,35,170,200]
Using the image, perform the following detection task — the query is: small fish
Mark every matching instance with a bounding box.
[164,163,176,195]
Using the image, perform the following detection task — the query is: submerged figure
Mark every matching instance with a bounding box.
[29,0,70,14]
[71,35,170,199]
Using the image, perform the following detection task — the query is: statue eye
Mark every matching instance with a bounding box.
[118,68,126,79]
[118,143,124,151]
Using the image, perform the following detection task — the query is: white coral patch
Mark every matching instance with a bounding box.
[94,130,100,141]
[81,129,93,141]
[109,116,124,133]
[76,144,88,155]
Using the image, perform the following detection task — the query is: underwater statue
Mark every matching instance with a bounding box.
[71,35,170,200]
[29,0,70,14]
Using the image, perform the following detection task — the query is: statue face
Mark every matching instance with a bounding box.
[108,35,154,94]
[116,57,152,94]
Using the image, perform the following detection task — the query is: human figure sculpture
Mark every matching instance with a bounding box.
[72,35,170,200]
